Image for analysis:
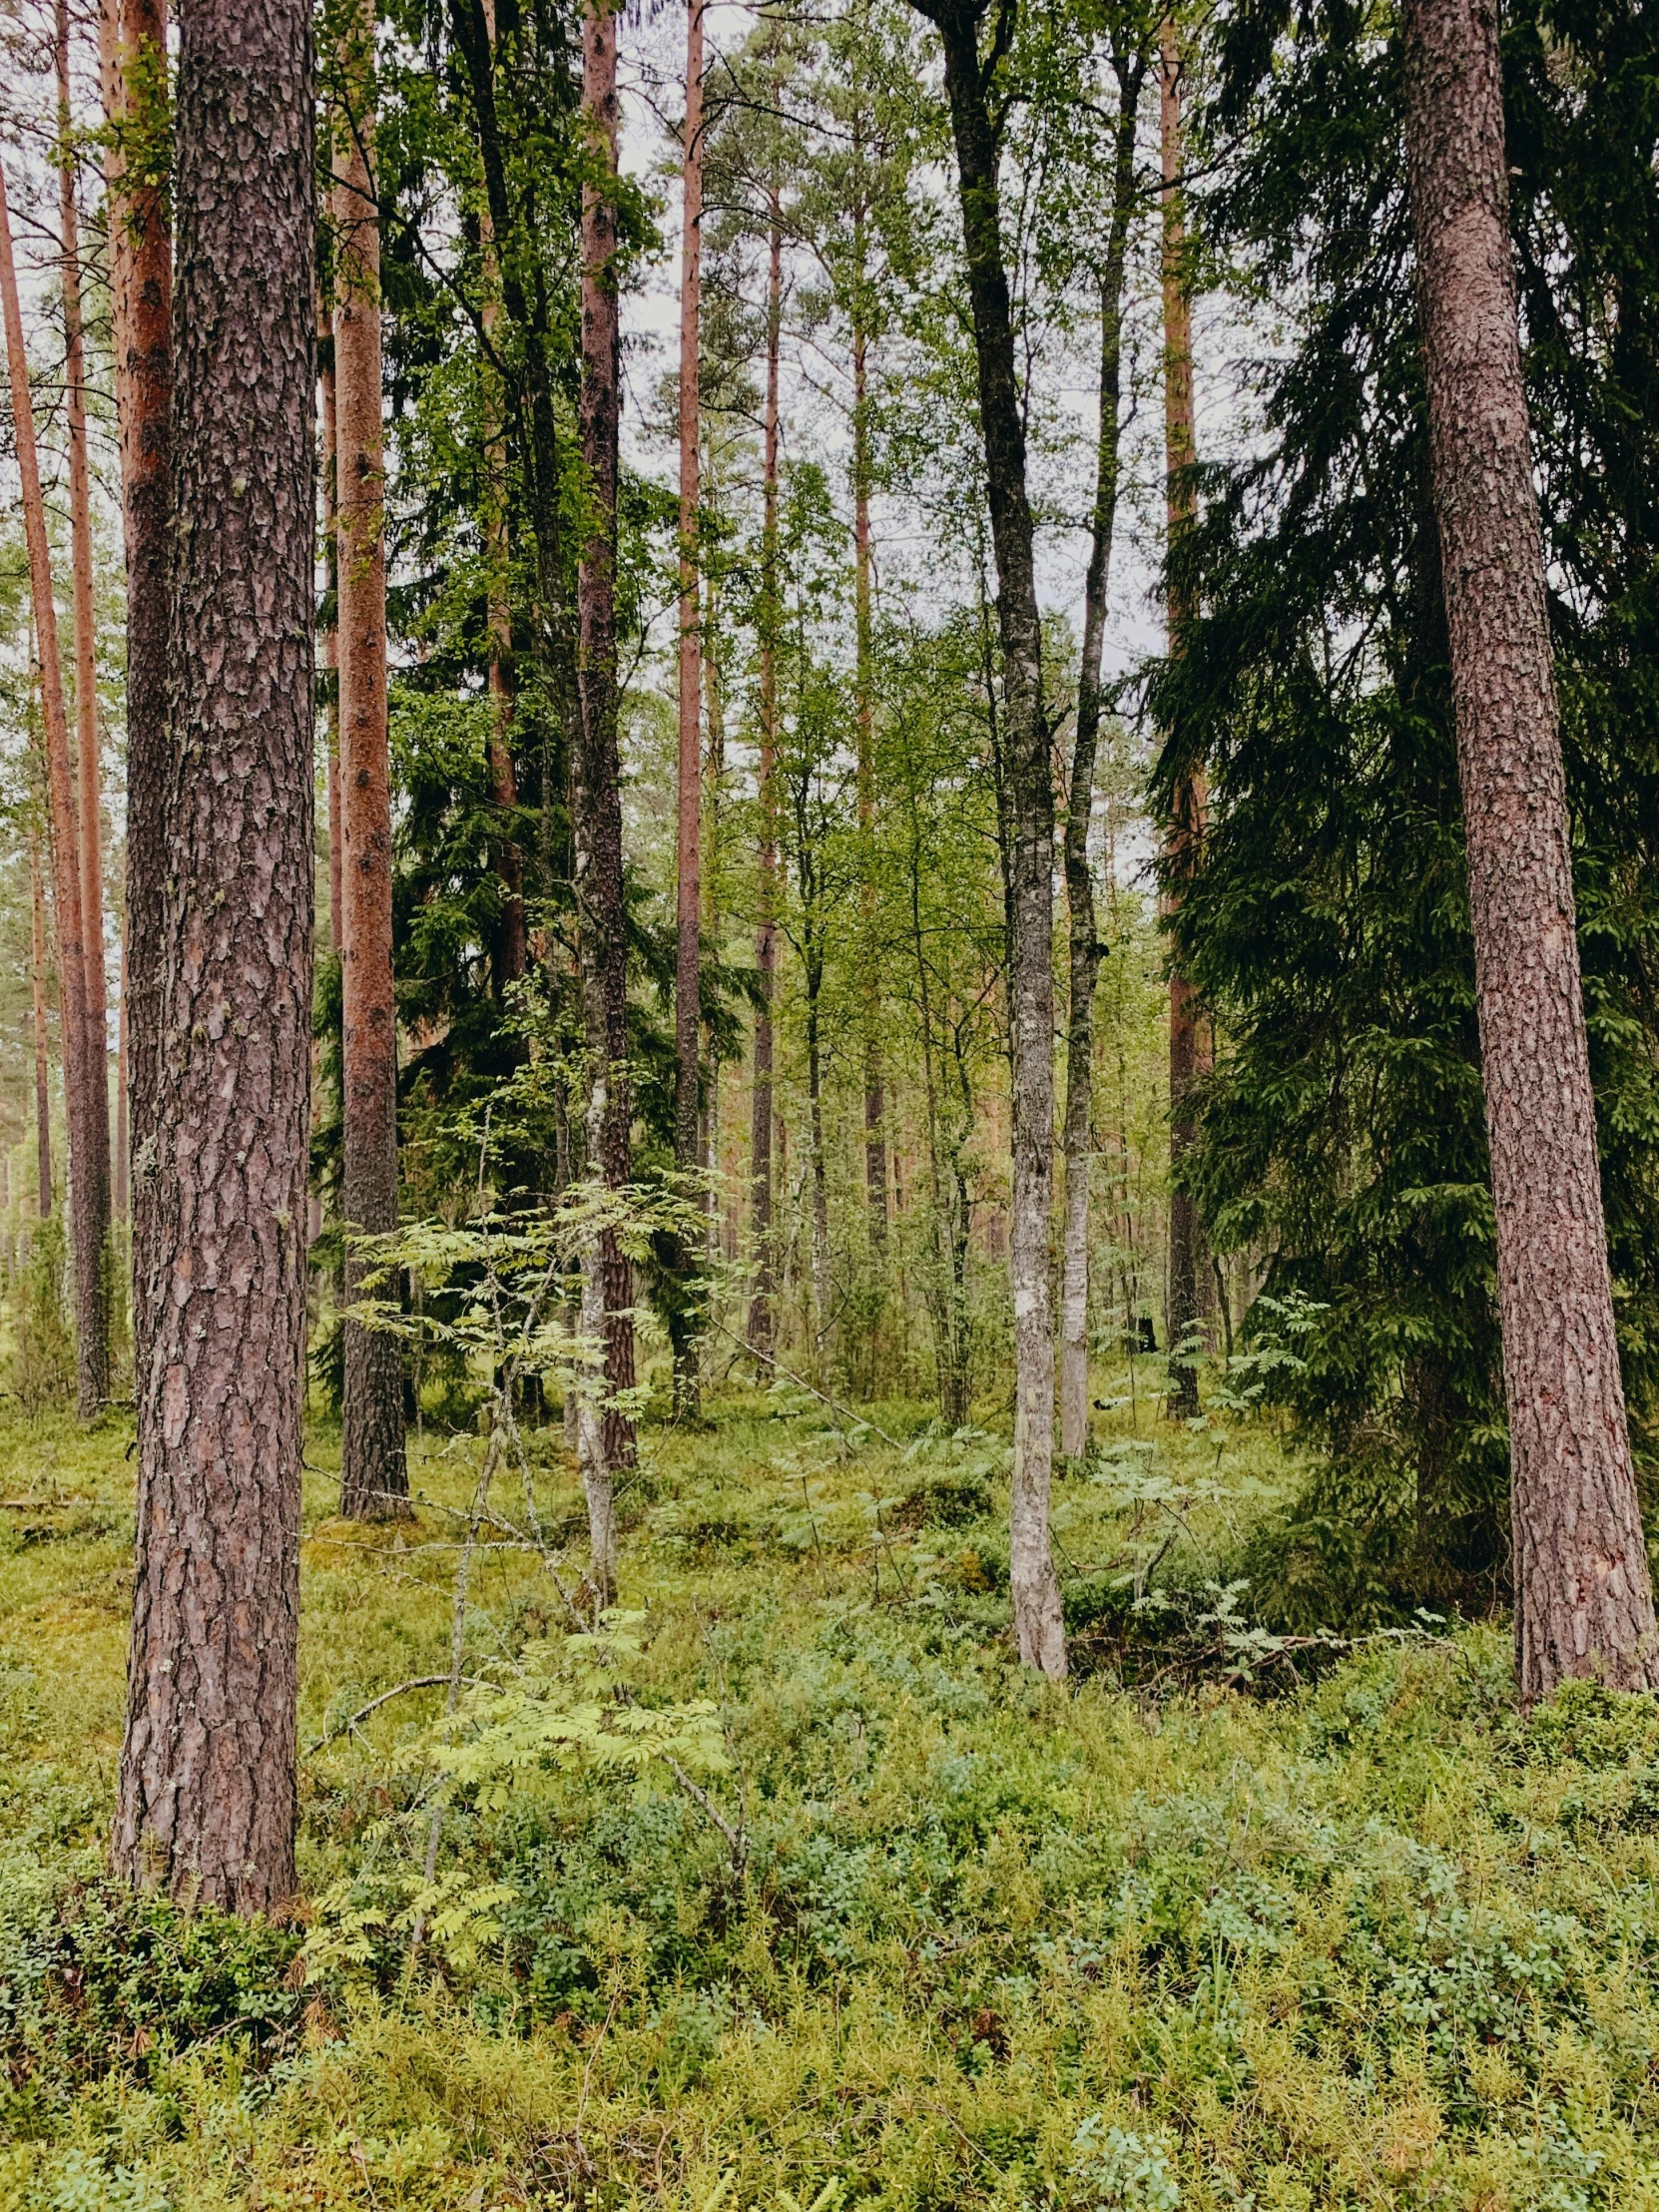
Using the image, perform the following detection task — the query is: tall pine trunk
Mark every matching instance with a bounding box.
[0,169,108,1417]
[115,0,315,1910]
[747,199,783,1363]
[577,0,635,1599]
[318,285,342,957]
[673,0,706,1406]
[57,2,114,1316]
[917,0,1064,1676]
[1402,0,1659,1699]
[31,836,51,1218]
[333,2,408,1519]
[1160,18,1205,1423]
[106,0,173,1390]
[851,244,886,1259]
[1059,58,1140,1459]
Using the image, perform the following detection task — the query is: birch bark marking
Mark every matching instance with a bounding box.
[1059,52,1140,1459]
[747,194,783,1363]
[57,0,114,1284]
[114,0,315,1910]
[672,0,706,1409]
[910,0,1065,1676]
[333,0,409,1519]
[0,168,106,1416]
[1402,0,1659,1699]
[577,0,636,1595]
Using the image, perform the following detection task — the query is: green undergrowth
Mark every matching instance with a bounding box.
[2,1387,1659,2207]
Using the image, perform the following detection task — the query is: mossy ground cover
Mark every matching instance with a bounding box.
[2,1386,1658,2209]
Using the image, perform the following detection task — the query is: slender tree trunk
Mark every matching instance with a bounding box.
[807,954,831,1385]
[1059,60,1140,1459]
[58,2,114,1297]
[672,0,706,1408]
[318,285,342,957]
[115,0,315,1911]
[1160,18,1204,1422]
[31,838,51,1219]
[1,169,107,1417]
[576,0,635,1598]
[915,0,1064,1676]
[747,199,783,1362]
[106,0,172,1398]
[1402,0,1659,1698]
[851,271,887,1264]
[477,3,525,997]
[333,3,408,1519]
[116,920,128,1222]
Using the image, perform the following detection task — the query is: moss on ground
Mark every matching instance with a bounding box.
[1,1388,1656,2208]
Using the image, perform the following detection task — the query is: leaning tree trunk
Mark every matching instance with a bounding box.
[114,0,315,1912]
[58,1,114,1317]
[672,0,705,1408]
[1059,58,1140,1459]
[104,0,172,1394]
[917,0,1065,1677]
[1160,18,1205,1423]
[0,167,107,1417]
[1402,0,1659,1699]
[576,0,636,1601]
[747,196,783,1364]
[333,0,408,1519]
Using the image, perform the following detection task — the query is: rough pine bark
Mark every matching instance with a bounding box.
[106,0,172,1391]
[58,2,114,1289]
[912,0,1065,1676]
[332,3,408,1519]
[1059,63,1139,1461]
[747,203,783,1363]
[114,0,315,1911]
[576,0,635,1597]
[1160,19,1204,1422]
[1402,0,1659,1699]
[672,0,705,1408]
[0,168,108,1416]
[31,838,51,1217]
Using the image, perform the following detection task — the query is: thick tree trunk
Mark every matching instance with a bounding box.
[105,0,171,1396]
[58,1,114,1298]
[576,0,635,1595]
[1402,0,1659,1699]
[915,0,1064,1675]
[673,0,705,1408]
[1160,20,1204,1422]
[747,201,783,1363]
[1,169,108,1417]
[1059,65,1139,1460]
[332,6,408,1519]
[114,0,314,1912]
[31,838,51,1218]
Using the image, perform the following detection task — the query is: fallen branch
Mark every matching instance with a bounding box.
[306,1674,488,1755]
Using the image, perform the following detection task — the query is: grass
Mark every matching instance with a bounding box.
[2,1378,1659,2208]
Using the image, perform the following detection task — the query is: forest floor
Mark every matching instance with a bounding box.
[2,1382,1658,2209]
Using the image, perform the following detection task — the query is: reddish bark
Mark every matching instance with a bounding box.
[0,166,108,1415]
[1402,0,1659,1697]
[31,837,51,1218]
[333,4,408,1518]
[318,285,342,957]
[104,0,173,1392]
[115,0,315,1911]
